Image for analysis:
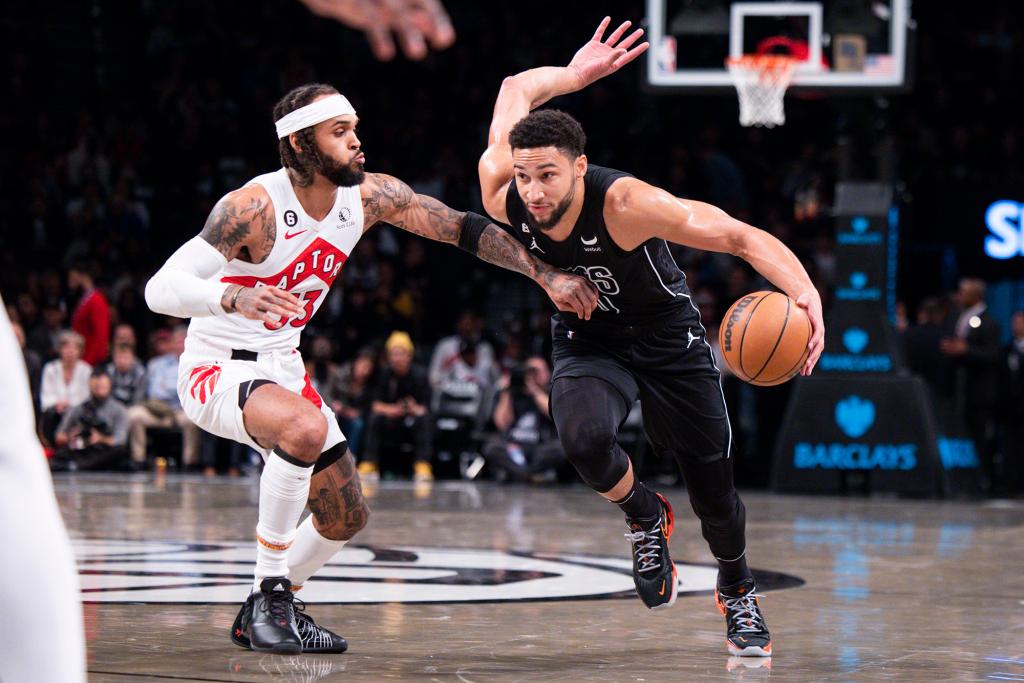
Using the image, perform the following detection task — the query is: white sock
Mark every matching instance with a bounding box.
[287,514,348,588]
[254,451,313,589]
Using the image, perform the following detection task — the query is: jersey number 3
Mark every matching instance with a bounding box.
[264,289,322,331]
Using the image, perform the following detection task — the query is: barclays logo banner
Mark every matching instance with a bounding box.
[836,271,882,301]
[837,215,883,245]
[835,395,875,437]
[936,437,980,469]
[819,327,892,372]
[793,395,917,471]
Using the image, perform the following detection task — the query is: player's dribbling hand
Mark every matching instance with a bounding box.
[795,291,825,375]
[542,271,600,321]
[567,16,650,90]
[232,286,306,329]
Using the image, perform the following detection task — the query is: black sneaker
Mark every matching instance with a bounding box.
[624,492,678,609]
[715,577,772,657]
[233,577,302,654]
[232,591,348,654]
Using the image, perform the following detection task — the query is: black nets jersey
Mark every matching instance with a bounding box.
[503,164,695,332]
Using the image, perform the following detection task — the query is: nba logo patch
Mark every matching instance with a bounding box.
[567,330,575,340]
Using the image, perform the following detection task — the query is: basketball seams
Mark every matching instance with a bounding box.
[735,291,774,380]
[758,305,812,385]
[748,294,790,383]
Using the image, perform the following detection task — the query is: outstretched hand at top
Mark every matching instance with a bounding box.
[568,17,650,90]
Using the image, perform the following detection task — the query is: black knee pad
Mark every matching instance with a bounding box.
[313,441,348,475]
[551,377,632,492]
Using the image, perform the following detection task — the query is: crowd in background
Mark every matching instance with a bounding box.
[1,1,1022,491]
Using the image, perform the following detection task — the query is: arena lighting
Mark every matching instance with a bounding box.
[984,199,1024,259]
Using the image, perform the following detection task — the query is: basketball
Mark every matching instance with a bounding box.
[718,291,811,386]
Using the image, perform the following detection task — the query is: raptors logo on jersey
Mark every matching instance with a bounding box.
[185,168,365,353]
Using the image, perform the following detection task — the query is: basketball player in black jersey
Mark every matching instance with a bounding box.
[477,18,824,657]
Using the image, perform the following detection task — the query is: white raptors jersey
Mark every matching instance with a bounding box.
[186,168,365,353]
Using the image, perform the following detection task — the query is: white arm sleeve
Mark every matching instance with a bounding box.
[144,236,231,318]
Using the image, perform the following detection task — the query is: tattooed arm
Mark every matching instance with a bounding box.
[361,172,599,319]
[144,185,304,325]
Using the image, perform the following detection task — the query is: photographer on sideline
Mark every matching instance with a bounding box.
[482,357,566,483]
[51,369,129,471]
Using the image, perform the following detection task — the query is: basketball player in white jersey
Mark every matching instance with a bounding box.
[145,83,598,654]
[0,301,86,682]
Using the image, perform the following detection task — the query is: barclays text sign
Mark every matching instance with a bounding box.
[984,200,1024,259]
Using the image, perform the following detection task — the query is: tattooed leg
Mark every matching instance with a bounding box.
[306,450,370,540]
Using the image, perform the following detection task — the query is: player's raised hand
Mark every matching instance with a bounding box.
[296,0,455,61]
[541,270,600,321]
[229,286,306,329]
[795,291,825,375]
[568,16,649,90]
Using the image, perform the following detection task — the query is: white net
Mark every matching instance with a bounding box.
[726,55,799,128]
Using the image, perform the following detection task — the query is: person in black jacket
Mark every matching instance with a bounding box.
[358,332,433,481]
[940,279,1002,490]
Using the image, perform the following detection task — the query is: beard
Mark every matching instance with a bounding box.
[316,145,365,187]
[525,181,576,231]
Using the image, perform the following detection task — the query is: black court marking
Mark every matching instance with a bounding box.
[89,673,243,682]
[765,312,813,384]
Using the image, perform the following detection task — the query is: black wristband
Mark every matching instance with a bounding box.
[457,211,491,255]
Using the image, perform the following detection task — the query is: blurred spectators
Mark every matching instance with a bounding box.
[12,321,43,414]
[126,327,200,468]
[482,357,565,483]
[68,259,111,366]
[1001,311,1024,493]
[429,309,495,389]
[39,331,92,446]
[359,331,433,481]
[106,343,147,406]
[51,370,129,471]
[940,279,1002,489]
[324,347,377,457]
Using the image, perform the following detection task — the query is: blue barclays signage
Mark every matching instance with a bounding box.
[936,437,980,469]
[837,215,884,246]
[984,200,1024,259]
[835,271,882,302]
[819,327,892,372]
[794,395,917,470]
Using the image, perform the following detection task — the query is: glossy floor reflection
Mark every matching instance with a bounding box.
[57,473,1024,682]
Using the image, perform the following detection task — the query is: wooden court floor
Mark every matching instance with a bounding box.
[56,473,1024,682]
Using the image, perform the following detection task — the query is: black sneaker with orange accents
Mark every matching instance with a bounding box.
[231,588,348,654]
[624,492,678,609]
[231,577,302,654]
[715,577,772,657]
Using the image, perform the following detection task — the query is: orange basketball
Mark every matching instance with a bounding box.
[718,291,811,386]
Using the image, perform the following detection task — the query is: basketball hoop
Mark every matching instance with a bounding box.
[726,55,799,128]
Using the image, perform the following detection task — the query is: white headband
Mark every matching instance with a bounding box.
[274,94,356,139]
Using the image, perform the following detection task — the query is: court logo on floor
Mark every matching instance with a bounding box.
[74,539,803,604]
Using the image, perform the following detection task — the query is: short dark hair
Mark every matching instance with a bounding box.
[508,109,586,159]
[273,83,340,187]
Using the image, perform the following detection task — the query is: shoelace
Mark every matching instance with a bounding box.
[260,588,296,625]
[722,592,767,633]
[291,598,334,648]
[624,523,663,573]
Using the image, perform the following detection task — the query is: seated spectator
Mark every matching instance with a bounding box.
[39,330,92,445]
[28,297,66,360]
[112,323,138,350]
[325,347,377,457]
[68,259,111,366]
[105,343,146,406]
[126,327,199,468]
[482,357,566,483]
[304,334,337,395]
[50,370,129,471]
[428,309,495,390]
[359,332,433,482]
[12,321,43,414]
